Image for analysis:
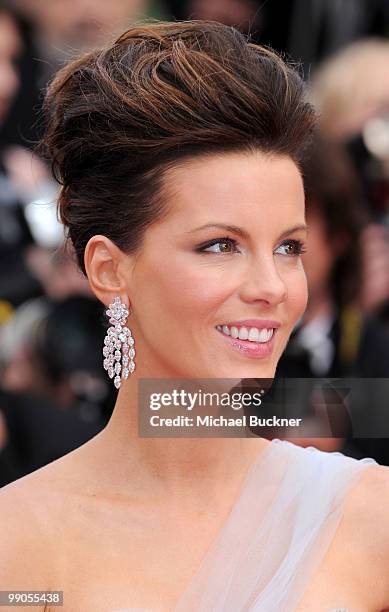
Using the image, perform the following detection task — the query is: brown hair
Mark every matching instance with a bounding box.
[42,20,316,275]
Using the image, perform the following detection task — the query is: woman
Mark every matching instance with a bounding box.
[1,20,389,612]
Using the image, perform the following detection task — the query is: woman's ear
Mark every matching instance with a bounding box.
[84,235,130,306]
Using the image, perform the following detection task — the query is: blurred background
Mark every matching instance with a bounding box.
[1,0,389,486]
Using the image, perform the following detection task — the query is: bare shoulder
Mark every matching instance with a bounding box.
[0,436,98,592]
[342,462,389,600]
[345,462,389,529]
[0,472,57,595]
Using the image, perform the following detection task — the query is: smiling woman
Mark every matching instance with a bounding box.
[1,19,389,612]
[138,152,309,377]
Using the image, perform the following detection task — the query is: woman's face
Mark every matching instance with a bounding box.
[0,13,22,124]
[125,151,308,379]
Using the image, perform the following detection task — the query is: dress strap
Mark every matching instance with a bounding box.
[173,440,376,611]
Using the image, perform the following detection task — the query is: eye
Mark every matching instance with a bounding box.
[275,239,306,256]
[197,236,240,254]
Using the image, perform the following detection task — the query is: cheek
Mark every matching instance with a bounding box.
[132,257,235,336]
[154,264,234,320]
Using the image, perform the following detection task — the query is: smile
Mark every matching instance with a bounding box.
[214,320,280,359]
[215,324,274,343]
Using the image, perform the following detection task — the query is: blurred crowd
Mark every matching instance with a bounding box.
[1,0,389,486]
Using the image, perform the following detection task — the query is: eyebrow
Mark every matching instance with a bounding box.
[186,223,307,241]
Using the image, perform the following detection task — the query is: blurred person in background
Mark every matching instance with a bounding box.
[0,0,62,310]
[0,387,103,487]
[283,0,389,74]
[0,1,113,483]
[25,241,93,302]
[276,138,389,464]
[0,249,116,486]
[311,39,389,144]
[14,0,153,78]
[8,0,160,145]
[0,296,114,487]
[311,39,389,321]
[164,0,264,38]
[0,0,40,148]
[0,0,21,128]
[1,296,113,423]
[0,244,115,487]
[164,0,389,69]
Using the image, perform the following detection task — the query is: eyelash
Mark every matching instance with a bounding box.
[196,236,307,256]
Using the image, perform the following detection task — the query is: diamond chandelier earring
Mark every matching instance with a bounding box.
[102,296,136,389]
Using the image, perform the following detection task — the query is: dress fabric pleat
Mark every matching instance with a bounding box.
[114,439,376,612]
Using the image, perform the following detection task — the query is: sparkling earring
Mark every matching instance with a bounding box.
[103,296,136,389]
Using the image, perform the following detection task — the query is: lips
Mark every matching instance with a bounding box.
[215,325,277,359]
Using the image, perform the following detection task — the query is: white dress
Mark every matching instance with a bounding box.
[114,439,376,612]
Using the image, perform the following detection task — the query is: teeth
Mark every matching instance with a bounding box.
[238,327,249,340]
[248,327,259,342]
[230,326,239,338]
[217,325,274,343]
[258,328,272,342]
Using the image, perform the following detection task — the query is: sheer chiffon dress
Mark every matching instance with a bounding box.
[113,438,376,612]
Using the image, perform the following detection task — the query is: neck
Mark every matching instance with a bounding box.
[98,373,269,500]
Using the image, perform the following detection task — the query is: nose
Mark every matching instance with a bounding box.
[238,254,288,306]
